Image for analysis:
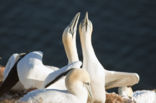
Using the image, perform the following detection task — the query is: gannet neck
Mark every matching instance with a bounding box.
[80,31,97,58]
[79,13,100,66]
[65,69,91,102]
[62,13,80,64]
[79,12,106,103]
[62,32,79,64]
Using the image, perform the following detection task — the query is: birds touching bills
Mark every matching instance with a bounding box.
[0,13,81,96]
[0,12,143,103]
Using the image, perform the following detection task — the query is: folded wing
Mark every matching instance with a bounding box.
[105,70,139,89]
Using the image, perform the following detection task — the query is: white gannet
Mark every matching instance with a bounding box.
[0,51,58,96]
[79,12,106,103]
[118,86,156,103]
[43,12,81,89]
[18,69,92,103]
[0,51,81,96]
[17,51,81,89]
[79,12,139,103]
[0,13,81,96]
[133,90,156,103]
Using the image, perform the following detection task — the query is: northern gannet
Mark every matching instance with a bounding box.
[118,86,156,103]
[79,12,106,103]
[17,51,80,89]
[42,12,81,89]
[18,69,92,103]
[0,51,81,96]
[0,13,81,96]
[79,12,139,103]
[0,51,58,96]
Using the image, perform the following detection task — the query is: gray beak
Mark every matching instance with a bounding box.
[85,83,93,99]
[69,12,80,34]
[81,12,89,31]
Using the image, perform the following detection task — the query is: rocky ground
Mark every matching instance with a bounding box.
[0,90,26,103]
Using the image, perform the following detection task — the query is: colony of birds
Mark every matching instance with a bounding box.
[0,12,155,103]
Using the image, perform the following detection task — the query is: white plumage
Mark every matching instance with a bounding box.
[43,12,81,89]
[118,86,156,103]
[133,90,156,103]
[79,12,140,103]
[18,69,92,103]
[2,13,81,92]
[79,12,106,103]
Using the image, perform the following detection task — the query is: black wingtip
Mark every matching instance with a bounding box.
[45,69,73,88]
[0,53,27,97]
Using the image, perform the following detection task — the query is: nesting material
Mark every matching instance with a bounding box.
[0,90,26,103]
[106,93,135,103]
[0,66,5,81]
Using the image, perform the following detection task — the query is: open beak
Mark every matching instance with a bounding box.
[69,12,80,34]
[85,83,93,98]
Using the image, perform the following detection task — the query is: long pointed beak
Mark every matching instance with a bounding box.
[84,12,88,24]
[85,83,93,98]
[81,12,89,31]
[69,12,80,34]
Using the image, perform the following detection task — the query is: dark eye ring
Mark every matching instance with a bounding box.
[84,82,90,85]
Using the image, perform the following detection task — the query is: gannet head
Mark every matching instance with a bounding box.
[79,12,93,37]
[62,12,80,63]
[62,12,80,41]
[65,68,92,98]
